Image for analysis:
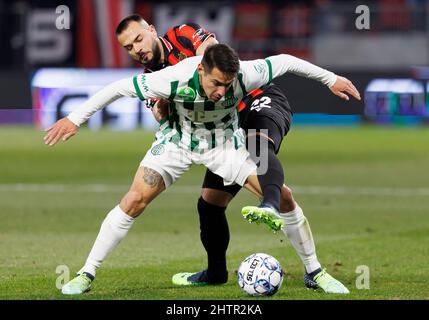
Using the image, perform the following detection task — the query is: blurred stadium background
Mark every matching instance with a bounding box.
[1,0,429,300]
[1,0,429,125]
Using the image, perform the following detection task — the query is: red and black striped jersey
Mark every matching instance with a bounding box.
[145,23,214,108]
[158,25,278,116]
[158,23,215,69]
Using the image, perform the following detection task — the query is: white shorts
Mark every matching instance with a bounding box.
[140,138,257,188]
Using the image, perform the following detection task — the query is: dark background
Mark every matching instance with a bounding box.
[0,0,425,114]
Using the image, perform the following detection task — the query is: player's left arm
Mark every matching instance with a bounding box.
[240,54,361,101]
[328,75,360,101]
[270,54,361,101]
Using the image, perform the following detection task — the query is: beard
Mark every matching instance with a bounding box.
[142,41,162,71]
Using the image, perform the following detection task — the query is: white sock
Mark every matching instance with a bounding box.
[280,204,321,274]
[78,205,134,277]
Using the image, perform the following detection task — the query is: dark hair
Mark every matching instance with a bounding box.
[115,14,146,35]
[201,44,240,77]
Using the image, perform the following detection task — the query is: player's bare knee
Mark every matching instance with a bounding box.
[121,190,148,217]
[201,188,232,207]
[280,185,295,213]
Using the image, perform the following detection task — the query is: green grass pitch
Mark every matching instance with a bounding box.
[0,125,428,300]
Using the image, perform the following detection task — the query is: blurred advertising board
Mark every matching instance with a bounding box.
[364,79,428,124]
[32,68,158,130]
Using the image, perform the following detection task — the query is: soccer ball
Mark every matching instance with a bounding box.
[237,253,284,296]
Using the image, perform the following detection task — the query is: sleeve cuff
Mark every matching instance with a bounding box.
[326,73,338,88]
[67,114,82,127]
[133,75,145,100]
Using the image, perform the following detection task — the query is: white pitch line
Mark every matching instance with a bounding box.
[291,186,429,197]
[1,184,429,197]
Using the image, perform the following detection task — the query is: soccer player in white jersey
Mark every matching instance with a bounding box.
[45,44,359,295]
[116,16,363,293]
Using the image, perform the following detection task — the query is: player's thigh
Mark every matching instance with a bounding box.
[242,92,291,154]
[121,140,191,214]
[203,138,256,188]
[243,174,263,199]
[245,116,286,155]
[202,142,265,201]
[120,166,166,217]
[140,139,192,188]
[201,169,241,207]
[201,188,233,207]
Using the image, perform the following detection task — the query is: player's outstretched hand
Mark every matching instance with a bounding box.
[329,76,361,101]
[44,117,79,146]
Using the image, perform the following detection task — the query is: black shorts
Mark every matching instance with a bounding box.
[202,84,292,197]
[239,83,292,153]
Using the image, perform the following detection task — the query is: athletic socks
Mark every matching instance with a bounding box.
[76,177,319,281]
[280,204,321,274]
[248,136,283,212]
[79,198,229,281]
[197,197,229,282]
[247,135,321,273]
[78,205,135,277]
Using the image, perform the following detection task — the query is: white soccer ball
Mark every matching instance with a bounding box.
[237,253,284,296]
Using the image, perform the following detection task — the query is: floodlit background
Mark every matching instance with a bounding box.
[0,0,428,300]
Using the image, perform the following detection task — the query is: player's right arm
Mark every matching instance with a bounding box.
[44,70,172,146]
[44,78,137,146]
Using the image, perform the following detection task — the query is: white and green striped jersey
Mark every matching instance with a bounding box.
[132,56,275,151]
[67,54,337,152]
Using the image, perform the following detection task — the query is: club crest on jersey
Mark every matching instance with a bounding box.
[253,62,265,74]
[151,144,165,155]
[178,86,196,101]
[178,52,188,61]
[221,96,239,107]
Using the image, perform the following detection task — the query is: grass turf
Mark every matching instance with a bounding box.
[0,125,428,300]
